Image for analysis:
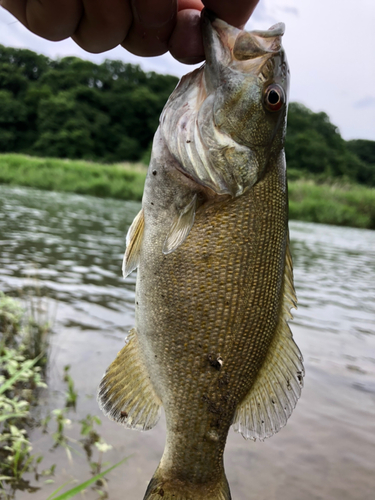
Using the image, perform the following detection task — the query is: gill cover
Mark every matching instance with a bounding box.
[160,9,289,198]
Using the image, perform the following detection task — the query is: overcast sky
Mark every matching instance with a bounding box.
[0,0,374,141]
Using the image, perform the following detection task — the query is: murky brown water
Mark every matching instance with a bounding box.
[1,185,374,500]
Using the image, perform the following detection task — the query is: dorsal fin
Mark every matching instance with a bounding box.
[122,209,144,278]
[232,237,304,441]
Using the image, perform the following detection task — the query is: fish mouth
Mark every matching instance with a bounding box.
[202,8,285,66]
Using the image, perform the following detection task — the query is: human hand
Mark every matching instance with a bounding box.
[1,0,259,64]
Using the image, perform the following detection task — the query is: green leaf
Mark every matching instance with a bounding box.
[45,481,72,500]
[0,413,27,422]
[46,457,128,500]
[0,352,44,395]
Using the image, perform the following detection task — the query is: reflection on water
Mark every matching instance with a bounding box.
[1,185,374,500]
[0,186,139,334]
[290,221,375,337]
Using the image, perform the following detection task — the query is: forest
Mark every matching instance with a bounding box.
[0,44,374,186]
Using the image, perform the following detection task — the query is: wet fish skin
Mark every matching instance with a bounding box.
[98,9,303,500]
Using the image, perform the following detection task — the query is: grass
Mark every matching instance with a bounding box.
[0,153,374,229]
[289,179,375,229]
[0,154,146,201]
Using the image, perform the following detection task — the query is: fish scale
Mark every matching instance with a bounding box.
[134,164,287,484]
[98,10,303,500]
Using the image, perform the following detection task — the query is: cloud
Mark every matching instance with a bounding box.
[354,96,375,109]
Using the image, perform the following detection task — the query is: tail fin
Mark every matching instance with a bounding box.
[143,466,231,500]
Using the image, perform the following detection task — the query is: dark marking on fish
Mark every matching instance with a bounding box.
[120,411,128,418]
[208,353,223,370]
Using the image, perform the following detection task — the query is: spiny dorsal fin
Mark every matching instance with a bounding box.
[162,194,197,255]
[122,209,144,278]
[232,237,304,441]
[97,328,162,431]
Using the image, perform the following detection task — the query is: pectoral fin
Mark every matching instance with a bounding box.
[232,239,304,441]
[162,195,197,255]
[97,328,162,431]
[122,208,144,278]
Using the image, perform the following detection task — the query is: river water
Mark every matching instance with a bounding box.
[0,185,374,500]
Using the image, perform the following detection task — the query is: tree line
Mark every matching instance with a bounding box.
[0,44,374,185]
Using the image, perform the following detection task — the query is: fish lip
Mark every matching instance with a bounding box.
[201,8,285,65]
[251,23,285,39]
[202,8,285,39]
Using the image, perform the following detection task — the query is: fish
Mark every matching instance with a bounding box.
[98,8,304,500]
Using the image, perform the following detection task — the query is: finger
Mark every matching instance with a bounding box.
[1,0,83,41]
[169,8,204,64]
[122,0,178,57]
[132,0,176,28]
[122,20,174,57]
[72,0,132,53]
[202,0,259,28]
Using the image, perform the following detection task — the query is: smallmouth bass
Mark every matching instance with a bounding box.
[98,9,304,500]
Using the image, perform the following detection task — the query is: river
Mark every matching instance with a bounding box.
[0,185,374,500]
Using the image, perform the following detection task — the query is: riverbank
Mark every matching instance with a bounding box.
[0,153,146,201]
[0,153,374,229]
[289,179,375,229]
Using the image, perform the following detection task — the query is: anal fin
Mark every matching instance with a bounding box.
[122,208,144,278]
[98,328,162,431]
[232,238,304,441]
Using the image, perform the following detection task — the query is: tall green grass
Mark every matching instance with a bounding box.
[1,153,374,229]
[0,154,146,201]
[288,180,375,229]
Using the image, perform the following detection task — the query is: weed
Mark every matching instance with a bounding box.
[63,366,78,410]
[0,289,125,499]
[0,347,49,497]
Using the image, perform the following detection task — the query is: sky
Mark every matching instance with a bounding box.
[0,0,374,141]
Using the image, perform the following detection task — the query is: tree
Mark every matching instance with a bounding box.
[0,90,27,151]
[286,103,374,185]
[0,43,372,180]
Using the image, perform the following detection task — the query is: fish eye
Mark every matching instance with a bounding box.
[264,84,285,112]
